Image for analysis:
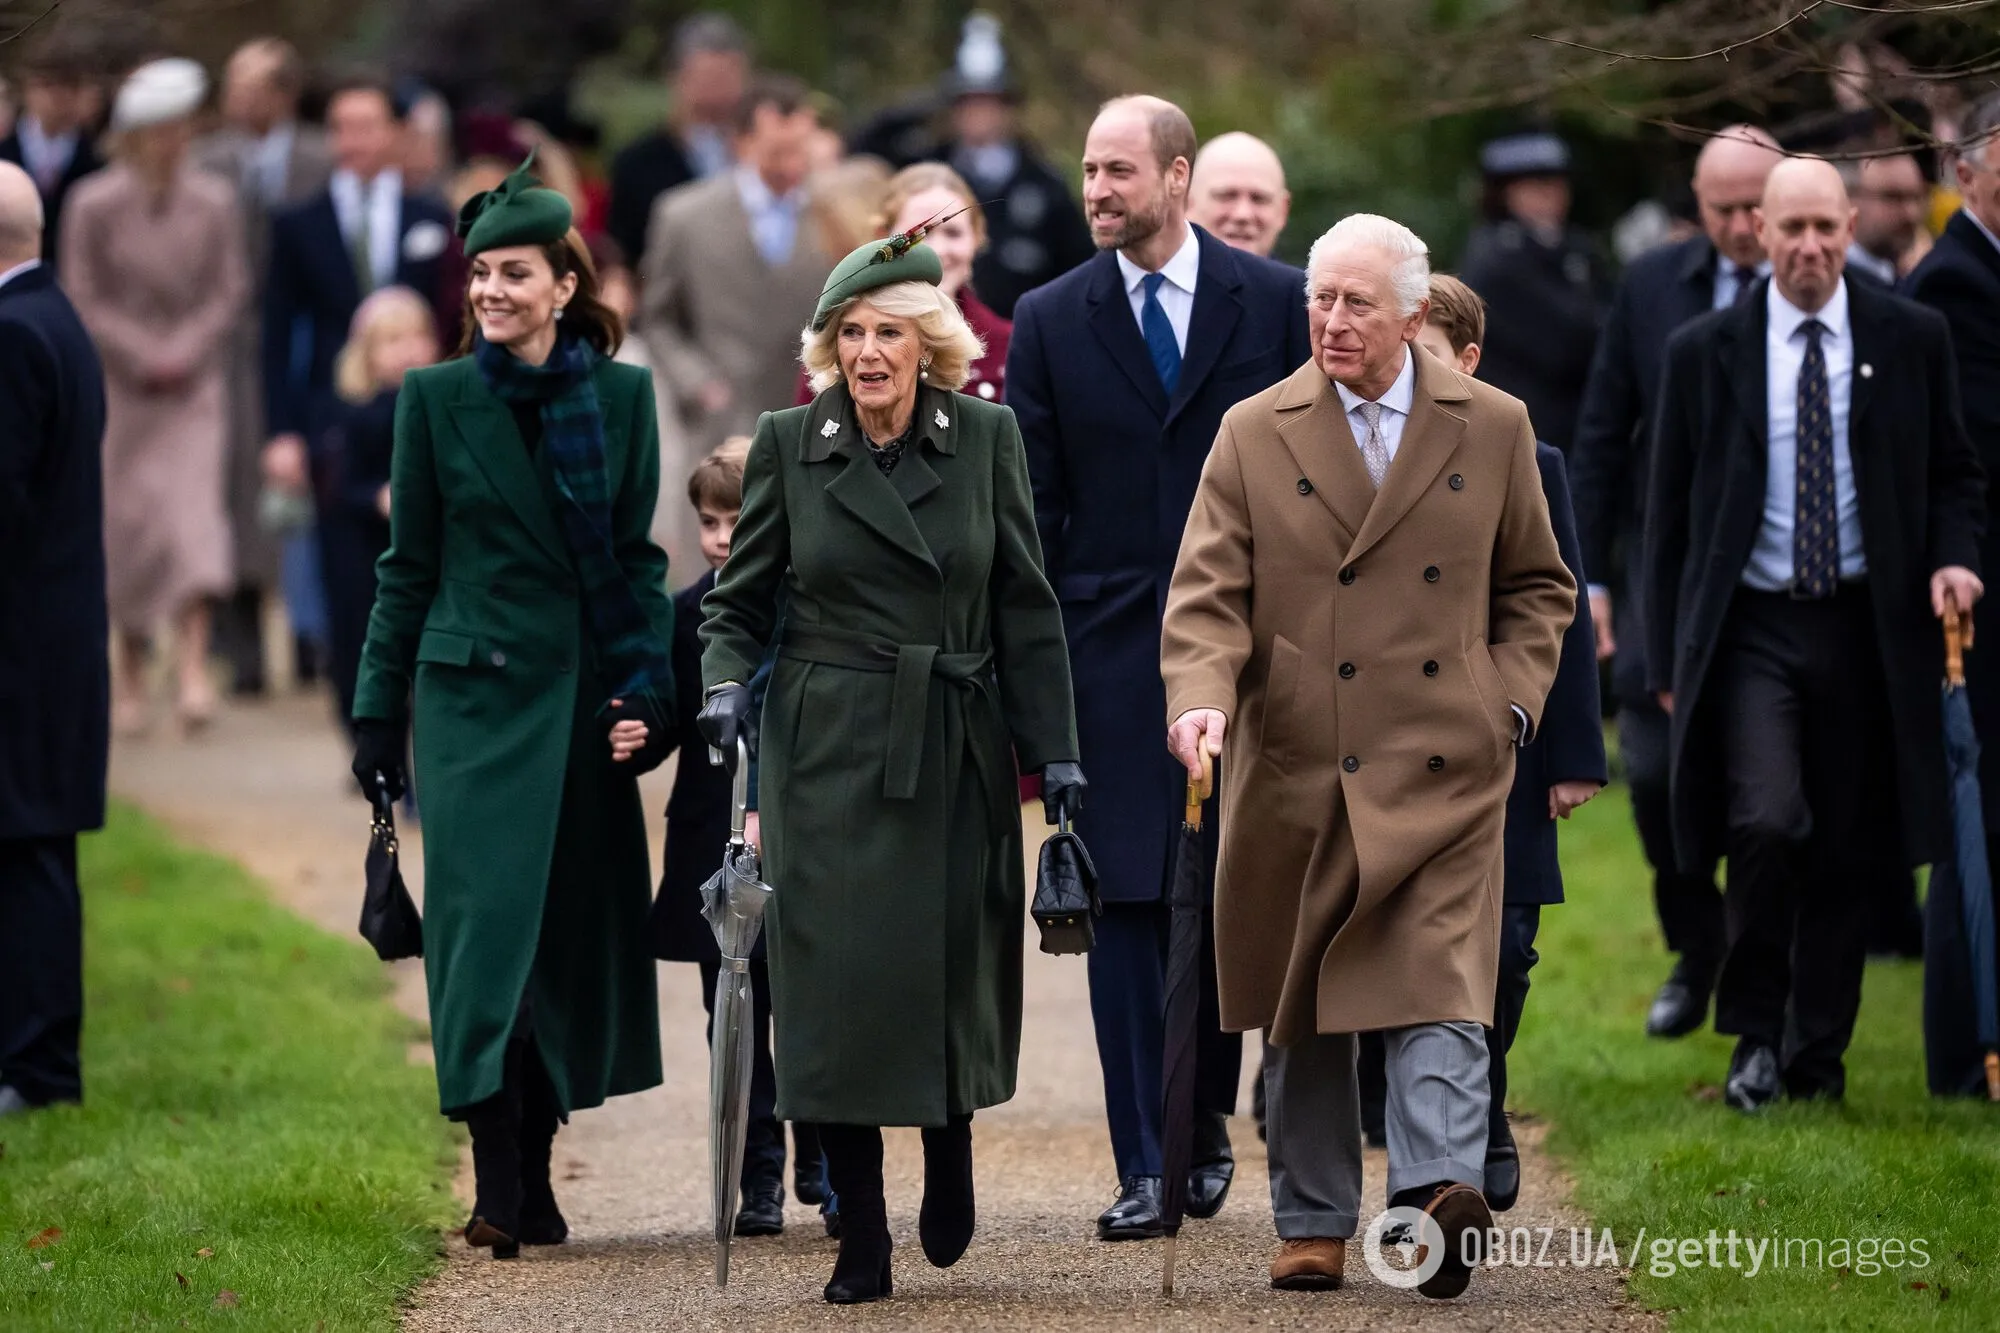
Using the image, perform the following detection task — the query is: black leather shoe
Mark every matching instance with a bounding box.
[1185,1110,1234,1219]
[1097,1176,1165,1241]
[1645,955,1717,1038]
[1724,1041,1782,1113]
[795,1155,828,1208]
[734,1177,785,1236]
[1484,1115,1521,1212]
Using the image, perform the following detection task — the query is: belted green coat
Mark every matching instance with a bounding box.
[354,355,669,1115]
[700,380,1078,1127]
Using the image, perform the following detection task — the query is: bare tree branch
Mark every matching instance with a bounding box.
[1533,1,1832,66]
[1,0,64,47]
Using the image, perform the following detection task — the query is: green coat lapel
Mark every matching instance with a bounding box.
[447,364,571,566]
[806,382,941,572]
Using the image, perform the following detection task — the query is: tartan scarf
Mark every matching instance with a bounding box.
[473,332,673,711]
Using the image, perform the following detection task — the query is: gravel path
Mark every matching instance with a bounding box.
[110,694,1660,1331]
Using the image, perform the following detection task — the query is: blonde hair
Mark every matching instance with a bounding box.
[335,286,436,403]
[873,162,987,249]
[807,156,893,260]
[799,280,985,394]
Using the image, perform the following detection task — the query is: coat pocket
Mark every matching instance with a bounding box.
[1463,637,1512,769]
[416,628,477,667]
[1257,635,1303,774]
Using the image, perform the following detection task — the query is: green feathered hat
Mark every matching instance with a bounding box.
[809,204,973,331]
[455,150,574,256]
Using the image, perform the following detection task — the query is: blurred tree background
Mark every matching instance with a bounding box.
[6,0,1996,265]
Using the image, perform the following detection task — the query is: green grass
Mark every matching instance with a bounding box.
[1517,786,1999,1330]
[0,805,459,1331]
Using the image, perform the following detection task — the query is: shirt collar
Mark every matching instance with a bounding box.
[735,164,800,214]
[1116,223,1201,297]
[333,167,401,200]
[1767,275,1849,343]
[1333,345,1417,418]
[18,116,77,160]
[0,257,42,292]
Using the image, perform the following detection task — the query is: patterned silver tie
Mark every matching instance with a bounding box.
[1357,401,1390,489]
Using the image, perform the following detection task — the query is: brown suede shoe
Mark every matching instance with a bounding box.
[1270,1237,1345,1291]
[1416,1183,1493,1299]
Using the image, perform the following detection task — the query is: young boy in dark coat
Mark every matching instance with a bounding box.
[648,438,821,1235]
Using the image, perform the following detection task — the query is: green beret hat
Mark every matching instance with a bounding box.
[810,224,952,332]
[456,151,574,256]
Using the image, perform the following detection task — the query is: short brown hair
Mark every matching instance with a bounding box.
[1425,274,1486,354]
[734,72,812,136]
[689,437,750,512]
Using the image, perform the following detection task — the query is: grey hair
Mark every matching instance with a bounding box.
[1305,214,1431,316]
[1963,91,2000,168]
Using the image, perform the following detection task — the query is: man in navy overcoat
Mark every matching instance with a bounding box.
[0,162,108,1114]
[1008,96,1311,1237]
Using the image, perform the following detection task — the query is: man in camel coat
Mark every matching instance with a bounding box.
[1161,214,1574,1299]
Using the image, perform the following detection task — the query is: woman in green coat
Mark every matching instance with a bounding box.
[350,159,674,1260]
[697,230,1083,1304]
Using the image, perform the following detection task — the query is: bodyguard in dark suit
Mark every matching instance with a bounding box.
[0,164,108,1114]
[1904,93,2000,1096]
[1008,96,1310,1237]
[1644,159,1985,1112]
[1569,126,1782,1038]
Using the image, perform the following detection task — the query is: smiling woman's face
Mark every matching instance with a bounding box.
[467,244,578,352]
[835,299,924,424]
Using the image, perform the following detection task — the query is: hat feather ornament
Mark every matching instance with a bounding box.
[811,201,995,331]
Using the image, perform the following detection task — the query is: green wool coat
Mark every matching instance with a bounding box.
[354,354,670,1115]
[701,381,1078,1127]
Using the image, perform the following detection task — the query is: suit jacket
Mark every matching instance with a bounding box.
[607,129,697,274]
[0,264,109,838]
[194,124,334,582]
[262,186,455,438]
[1569,234,1725,705]
[1505,444,1608,904]
[935,138,1095,318]
[1161,352,1575,1039]
[1460,218,1607,453]
[1642,278,1985,873]
[0,128,102,269]
[640,172,829,453]
[1009,226,1312,904]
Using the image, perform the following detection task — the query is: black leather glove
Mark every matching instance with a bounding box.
[1041,761,1087,825]
[604,693,674,777]
[352,719,408,802]
[696,682,755,767]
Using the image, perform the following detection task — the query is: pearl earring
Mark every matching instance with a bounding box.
[555,306,566,321]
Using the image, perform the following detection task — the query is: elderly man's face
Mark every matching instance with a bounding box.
[1308,245,1425,395]
[1959,137,2000,236]
[1189,155,1289,256]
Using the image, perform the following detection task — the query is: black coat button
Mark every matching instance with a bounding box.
[1424,566,1440,582]
[1339,662,1355,679]
[1449,474,1464,490]
[1342,755,1359,773]
[1423,660,1439,676]
[1297,477,1313,495]
[489,650,507,667]
[1428,755,1445,771]
[1339,567,1356,585]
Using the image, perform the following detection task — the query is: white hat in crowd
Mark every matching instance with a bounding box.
[111,58,208,133]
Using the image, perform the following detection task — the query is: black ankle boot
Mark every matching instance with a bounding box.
[464,1103,522,1260]
[820,1124,892,1304]
[919,1115,974,1268]
[517,1069,567,1246]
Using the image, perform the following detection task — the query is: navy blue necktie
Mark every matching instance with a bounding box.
[1140,272,1181,395]
[1792,318,1838,599]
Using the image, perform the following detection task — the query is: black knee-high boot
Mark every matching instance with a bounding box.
[458,1026,529,1258]
[919,1113,974,1268]
[819,1123,891,1304]
[518,1044,568,1245]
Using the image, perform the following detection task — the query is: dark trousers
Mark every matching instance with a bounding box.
[1087,900,1242,1180]
[1619,701,1726,966]
[1712,586,1889,1097]
[213,583,268,693]
[0,836,83,1105]
[1486,903,1541,1145]
[698,955,787,1187]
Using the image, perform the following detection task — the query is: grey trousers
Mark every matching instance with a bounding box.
[1263,1022,1490,1239]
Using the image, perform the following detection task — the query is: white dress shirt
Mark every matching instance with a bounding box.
[1712,257,1769,310]
[1742,278,1865,592]
[1115,224,1200,355]
[0,257,42,292]
[1332,345,1417,463]
[329,168,403,290]
[735,166,805,268]
[15,116,77,193]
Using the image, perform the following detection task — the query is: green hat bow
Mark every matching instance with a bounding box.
[456,150,575,256]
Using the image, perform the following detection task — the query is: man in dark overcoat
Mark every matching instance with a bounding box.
[0,161,108,1114]
[1904,91,2000,1095]
[1644,158,1985,1111]
[1008,95,1311,1238]
[1569,126,1782,1038]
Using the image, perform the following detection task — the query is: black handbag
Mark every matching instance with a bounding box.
[1032,813,1101,955]
[360,787,423,961]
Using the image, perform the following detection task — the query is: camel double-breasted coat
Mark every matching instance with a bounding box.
[1161,352,1575,1045]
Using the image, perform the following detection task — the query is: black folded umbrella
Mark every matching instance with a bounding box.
[1159,749,1213,1297]
[1933,605,2000,1100]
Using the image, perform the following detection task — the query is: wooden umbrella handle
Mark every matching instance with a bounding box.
[1184,746,1215,828]
[1946,602,1968,688]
